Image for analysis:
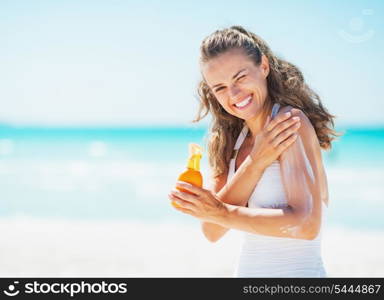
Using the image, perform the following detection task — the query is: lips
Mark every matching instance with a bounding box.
[233,95,252,110]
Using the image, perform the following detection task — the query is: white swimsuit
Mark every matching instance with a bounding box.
[231,104,327,277]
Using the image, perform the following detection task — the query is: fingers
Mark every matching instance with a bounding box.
[266,111,292,132]
[175,181,204,196]
[269,116,300,140]
[170,188,199,204]
[276,133,298,155]
[175,206,195,216]
[171,199,195,215]
[271,120,301,147]
[168,193,196,210]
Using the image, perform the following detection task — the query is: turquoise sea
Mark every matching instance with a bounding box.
[0,125,383,230]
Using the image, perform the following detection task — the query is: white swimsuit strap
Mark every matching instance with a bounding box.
[271,103,281,119]
[229,126,248,177]
[234,126,249,151]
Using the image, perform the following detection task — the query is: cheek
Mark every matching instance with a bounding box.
[253,87,266,105]
[247,80,268,104]
[258,76,268,93]
[216,96,232,112]
[212,94,238,116]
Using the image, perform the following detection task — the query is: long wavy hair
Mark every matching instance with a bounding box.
[193,26,338,178]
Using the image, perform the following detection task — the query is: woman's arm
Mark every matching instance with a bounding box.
[201,160,264,243]
[200,173,230,243]
[209,109,327,240]
[200,112,301,242]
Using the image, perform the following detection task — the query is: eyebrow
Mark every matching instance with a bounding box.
[211,68,247,89]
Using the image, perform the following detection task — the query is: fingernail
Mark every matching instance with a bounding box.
[177,181,189,186]
[171,200,181,208]
[292,117,300,121]
[285,112,291,117]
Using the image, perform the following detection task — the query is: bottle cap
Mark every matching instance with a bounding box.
[189,143,202,157]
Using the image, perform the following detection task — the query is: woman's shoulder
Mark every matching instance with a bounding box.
[277,105,307,121]
[277,105,316,140]
[278,106,329,207]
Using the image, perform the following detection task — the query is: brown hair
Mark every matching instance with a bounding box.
[193,25,338,178]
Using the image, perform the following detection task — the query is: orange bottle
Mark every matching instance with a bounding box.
[172,143,203,208]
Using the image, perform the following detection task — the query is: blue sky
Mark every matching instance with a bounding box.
[0,0,383,127]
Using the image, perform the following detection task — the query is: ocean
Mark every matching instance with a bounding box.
[0,125,383,231]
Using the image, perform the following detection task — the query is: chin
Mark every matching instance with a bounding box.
[241,108,261,121]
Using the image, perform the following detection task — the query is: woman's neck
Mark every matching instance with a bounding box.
[245,100,273,140]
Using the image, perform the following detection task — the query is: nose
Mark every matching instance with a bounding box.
[229,84,241,99]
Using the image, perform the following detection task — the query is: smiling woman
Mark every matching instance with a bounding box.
[168,25,338,277]
[201,49,270,122]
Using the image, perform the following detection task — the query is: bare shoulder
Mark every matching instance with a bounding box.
[278,105,317,144]
[279,105,329,208]
[278,105,311,127]
[278,105,324,176]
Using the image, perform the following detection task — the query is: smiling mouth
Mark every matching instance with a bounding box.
[233,95,252,110]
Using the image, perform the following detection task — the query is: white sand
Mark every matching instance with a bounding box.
[0,217,383,277]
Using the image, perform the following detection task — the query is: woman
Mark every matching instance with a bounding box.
[168,26,337,277]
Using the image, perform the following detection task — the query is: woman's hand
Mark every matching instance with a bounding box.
[168,181,226,223]
[250,111,301,170]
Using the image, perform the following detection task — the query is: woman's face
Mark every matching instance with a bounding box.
[201,48,270,121]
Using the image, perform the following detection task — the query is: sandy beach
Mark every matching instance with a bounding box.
[0,217,383,277]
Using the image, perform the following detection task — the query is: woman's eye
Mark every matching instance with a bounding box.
[213,75,246,93]
[237,75,246,81]
[214,87,225,93]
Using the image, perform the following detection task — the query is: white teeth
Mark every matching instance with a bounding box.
[235,96,252,108]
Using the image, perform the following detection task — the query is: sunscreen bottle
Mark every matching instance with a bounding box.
[172,143,203,208]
